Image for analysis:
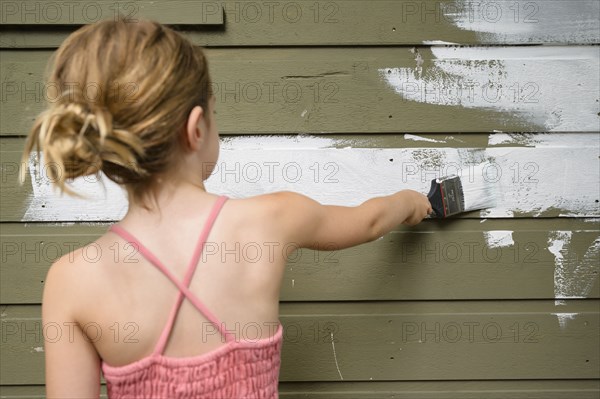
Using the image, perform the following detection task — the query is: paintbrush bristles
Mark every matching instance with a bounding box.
[461,165,498,212]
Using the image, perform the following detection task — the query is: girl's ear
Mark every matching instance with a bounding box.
[185,105,204,151]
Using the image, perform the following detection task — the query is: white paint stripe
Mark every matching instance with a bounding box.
[426,46,599,61]
[21,144,599,221]
[548,230,574,306]
[488,133,600,148]
[574,237,600,298]
[220,135,335,150]
[484,231,514,248]
[551,313,578,330]
[379,47,600,132]
[422,40,459,45]
[488,133,517,146]
[404,134,446,143]
[446,0,600,43]
[24,159,129,221]
[548,231,600,326]
[330,332,344,380]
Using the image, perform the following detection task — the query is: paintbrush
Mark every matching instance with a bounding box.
[427,165,498,218]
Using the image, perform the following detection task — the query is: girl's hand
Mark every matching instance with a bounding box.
[400,190,433,226]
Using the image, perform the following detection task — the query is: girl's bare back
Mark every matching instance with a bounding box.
[64,193,286,367]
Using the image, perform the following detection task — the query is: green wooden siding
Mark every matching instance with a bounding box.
[3,380,600,399]
[1,219,599,304]
[2,301,599,384]
[1,1,599,47]
[0,0,598,397]
[2,48,599,135]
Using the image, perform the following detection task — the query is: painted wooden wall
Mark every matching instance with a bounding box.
[1,0,599,397]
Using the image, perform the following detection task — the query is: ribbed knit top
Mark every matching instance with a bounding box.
[102,195,283,398]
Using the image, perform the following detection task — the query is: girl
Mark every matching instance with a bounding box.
[23,17,432,398]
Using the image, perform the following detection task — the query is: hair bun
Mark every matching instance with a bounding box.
[22,102,147,195]
[40,103,108,178]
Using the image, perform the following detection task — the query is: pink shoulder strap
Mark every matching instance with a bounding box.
[109,195,234,353]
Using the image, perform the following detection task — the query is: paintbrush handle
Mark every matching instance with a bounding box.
[427,180,445,218]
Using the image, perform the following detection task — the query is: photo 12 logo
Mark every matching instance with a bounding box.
[202,1,340,24]
[1,320,140,344]
[1,2,139,24]
[1,81,139,104]
[400,320,540,343]
[398,1,540,24]
[210,81,339,104]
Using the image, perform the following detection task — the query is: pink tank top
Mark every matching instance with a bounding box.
[102,195,283,398]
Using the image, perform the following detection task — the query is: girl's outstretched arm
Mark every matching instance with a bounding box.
[43,256,101,398]
[269,190,432,250]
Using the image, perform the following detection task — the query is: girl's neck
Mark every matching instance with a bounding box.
[123,176,213,226]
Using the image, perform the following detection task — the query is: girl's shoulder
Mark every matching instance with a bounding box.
[43,235,120,321]
[233,191,307,219]
[46,238,109,285]
[218,192,293,231]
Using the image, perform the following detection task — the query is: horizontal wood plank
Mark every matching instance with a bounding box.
[1,47,598,135]
[279,380,600,399]
[1,219,598,303]
[1,301,598,384]
[0,0,223,25]
[2,135,599,221]
[2,381,600,399]
[0,1,598,47]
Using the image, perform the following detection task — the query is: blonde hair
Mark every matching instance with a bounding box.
[20,17,212,210]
